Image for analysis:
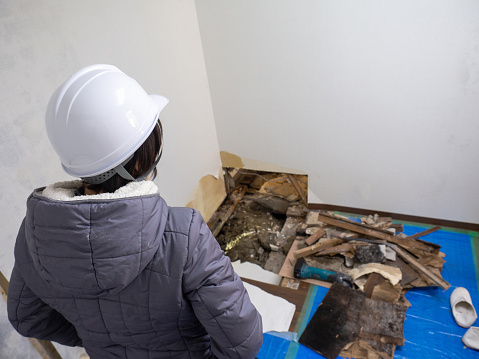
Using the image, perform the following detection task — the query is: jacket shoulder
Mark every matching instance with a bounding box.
[147,206,202,277]
[164,206,203,236]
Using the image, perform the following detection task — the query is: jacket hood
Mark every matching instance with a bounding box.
[24,180,168,297]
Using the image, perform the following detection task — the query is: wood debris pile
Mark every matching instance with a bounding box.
[209,169,450,359]
[279,209,450,359]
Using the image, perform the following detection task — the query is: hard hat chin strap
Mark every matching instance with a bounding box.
[82,123,163,185]
[113,162,136,181]
[113,132,163,183]
[113,145,162,182]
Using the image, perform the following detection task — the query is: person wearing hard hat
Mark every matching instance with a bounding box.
[7,65,263,359]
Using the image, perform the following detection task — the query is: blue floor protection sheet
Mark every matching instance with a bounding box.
[257,223,479,358]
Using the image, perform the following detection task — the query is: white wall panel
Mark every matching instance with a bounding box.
[0,1,220,356]
[196,0,479,223]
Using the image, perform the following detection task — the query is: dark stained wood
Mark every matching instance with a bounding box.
[287,174,308,205]
[211,186,247,238]
[386,258,419,286]
[299,283,365,359]
[308,203,479,232]
[390,244,450,290]
[316,213,435,253]
[359,298,407,346]
[406,225,442,239]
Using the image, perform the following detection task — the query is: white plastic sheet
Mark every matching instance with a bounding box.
[243,282,296,333]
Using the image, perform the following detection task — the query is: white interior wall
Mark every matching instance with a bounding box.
[196,0,479,224]
[0,1,220,357]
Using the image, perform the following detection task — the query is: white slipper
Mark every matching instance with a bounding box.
[463,327,479,350]
[450,287,477,328]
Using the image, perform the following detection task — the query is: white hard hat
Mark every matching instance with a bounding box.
[45,64,169,179]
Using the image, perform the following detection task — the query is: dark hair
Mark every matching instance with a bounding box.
[84,120,163,194]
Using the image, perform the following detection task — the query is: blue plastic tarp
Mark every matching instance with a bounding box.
[258,224,479,358]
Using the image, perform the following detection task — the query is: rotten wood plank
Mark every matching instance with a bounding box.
[224,169,231,196]
[406,225,441,239]
[347,235,449,290]
[0,271,8,302]
[211,186,247,238]
[386,258,419,287]
[29,340,63,359]
[315,242,360,257]
[287,174,308,205]
[389,244,450,290]
[359,297,407,346]
[316,213,435,253]
[341,339,396,359]
[305,228,326,246]
[293,237,345,259]
[299,283,365,359]
[389,223,404,232]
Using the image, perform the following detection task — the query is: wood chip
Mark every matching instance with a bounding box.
[305,228,326,246]
[363,273,385,298]
[348,263,402,289]
[371,281,403,303]
[293,237,345,259]
[306,211,327,227]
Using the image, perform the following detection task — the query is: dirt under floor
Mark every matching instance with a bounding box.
[209,169,308,272]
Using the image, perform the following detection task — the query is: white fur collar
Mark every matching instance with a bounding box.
[41,180,159,201]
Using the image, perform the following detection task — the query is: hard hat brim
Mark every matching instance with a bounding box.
[150,94,169,114]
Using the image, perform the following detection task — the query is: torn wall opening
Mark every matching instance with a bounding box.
[207,168,308,271]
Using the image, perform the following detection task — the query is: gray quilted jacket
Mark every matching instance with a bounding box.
[7,181,262,358]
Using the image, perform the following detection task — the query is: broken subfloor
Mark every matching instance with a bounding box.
[208,168,308,274]
[207,167,459,359]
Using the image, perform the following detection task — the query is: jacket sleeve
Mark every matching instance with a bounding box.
[7,265,82,347]
[183,210,263,359]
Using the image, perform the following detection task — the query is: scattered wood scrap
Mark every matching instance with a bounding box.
[316,213,436,253]
[209,186,247,238]
[310,212,450,290]
[279,209,450,359]
[299,283,365,359]
[304,228,326,246]
[299,283,407,359]
[287,174,308,205]
[348,263,402,290]
[294,237,346,259]
[210,169,449,359]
